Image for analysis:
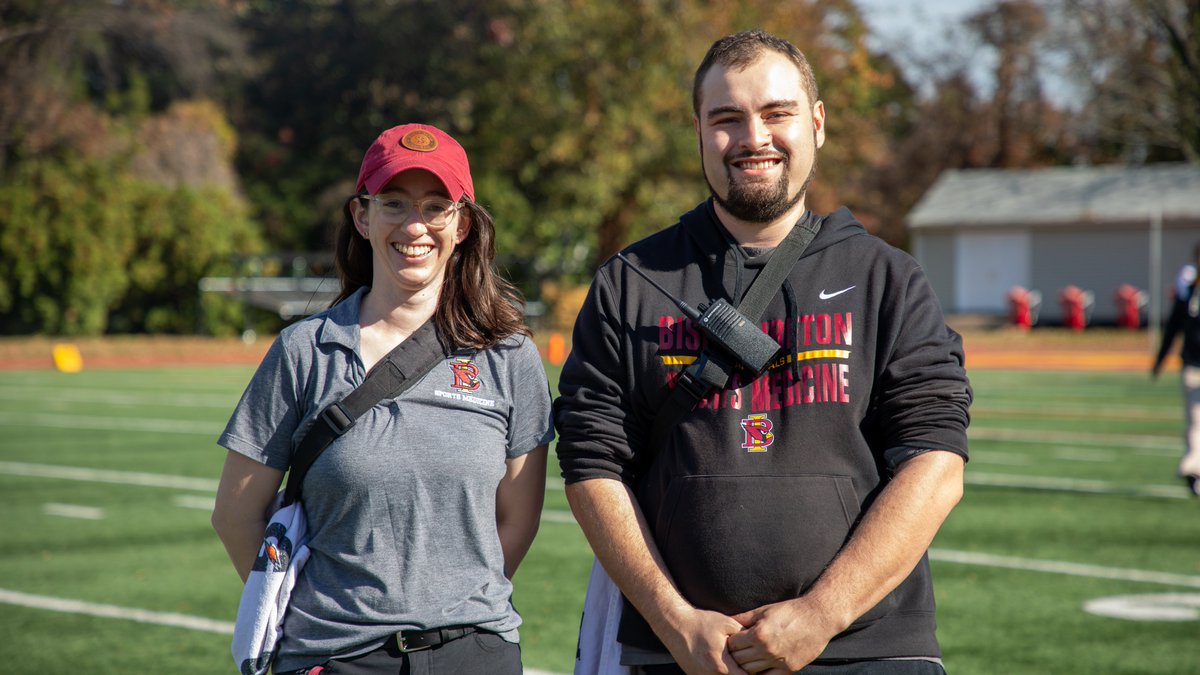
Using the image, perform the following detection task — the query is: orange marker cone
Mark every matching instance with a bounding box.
[547,332,567,365]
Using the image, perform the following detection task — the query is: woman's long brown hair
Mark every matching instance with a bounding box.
[331,197,530,350]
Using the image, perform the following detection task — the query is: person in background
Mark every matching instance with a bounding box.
[554,30,972,674]
[1152,242,1200,496]
[212,123,554,674]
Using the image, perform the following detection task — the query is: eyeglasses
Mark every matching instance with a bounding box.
[364,195,464,228]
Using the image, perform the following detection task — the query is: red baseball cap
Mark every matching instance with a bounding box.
[355,123,474,201]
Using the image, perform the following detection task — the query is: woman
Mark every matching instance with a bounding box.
[212,123,553,674]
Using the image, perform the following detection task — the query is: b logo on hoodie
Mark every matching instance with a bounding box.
[740,414,775,452]
[450,358,482,391]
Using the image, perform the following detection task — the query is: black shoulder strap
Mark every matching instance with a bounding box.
[282,318,449,505]
[644,216,822,463]
[737,216,822,323]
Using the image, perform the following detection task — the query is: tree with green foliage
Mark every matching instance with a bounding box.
[0,151,263,336]
[1,0,249,169]
[1052,0,1200,163]
[0,0,264,336]
[235,0,911,290]
[464,0,703,282]
[0,154,139,335]
[469,0,912,275]
[233,0,699,286]
[233,0,493,252]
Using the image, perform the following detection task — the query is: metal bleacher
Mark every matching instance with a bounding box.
[198,254,340,321]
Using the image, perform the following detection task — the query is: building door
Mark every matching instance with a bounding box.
[955,231,1031,313]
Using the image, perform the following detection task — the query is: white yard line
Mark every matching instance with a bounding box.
[173,494,216,510]
[0,588,235,633]
[971,401,1178,420]
[966,471,1188,499]
[0,461,219,491]
[968,451,1032,466]
[0,588,564,674]
[0,461,550,494]
[42,503,104,520]
[0,386,235,409]
[0,411,218,435]
[1,461,1195,664]
[0,461,1188,503]
[541,510,576,524]
[1050,447,1118,462]
[1084,593,1200,621]
[929,549,1200,588]
[0,462,578,519]
[2,546,1197,649]
[969,427,1179,454]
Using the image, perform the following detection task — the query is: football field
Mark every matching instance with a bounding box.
[0,360,1197,674]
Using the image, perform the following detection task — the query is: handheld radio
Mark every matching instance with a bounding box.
[617,253,782,376]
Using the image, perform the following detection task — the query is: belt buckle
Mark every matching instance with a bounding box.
[398,631,433,653]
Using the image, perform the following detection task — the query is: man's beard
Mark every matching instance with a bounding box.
[704,149,817,223]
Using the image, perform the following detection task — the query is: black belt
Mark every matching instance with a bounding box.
[392,626,478,652]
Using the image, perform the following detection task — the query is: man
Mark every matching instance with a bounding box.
[554,29,972,675]
[1151,243,1200,496]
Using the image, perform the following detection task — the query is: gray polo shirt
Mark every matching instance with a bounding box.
[219,287,555,672]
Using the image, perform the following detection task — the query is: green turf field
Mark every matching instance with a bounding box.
[1,363,1197,674]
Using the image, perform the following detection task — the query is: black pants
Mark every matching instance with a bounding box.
[636,660,946,675]
[277,630,521,675]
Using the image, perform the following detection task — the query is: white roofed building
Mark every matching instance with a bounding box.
[906,164,1200,326]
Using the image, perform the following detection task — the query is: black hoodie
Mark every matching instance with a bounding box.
[554,201,972,661]
[1154,276,1200,371]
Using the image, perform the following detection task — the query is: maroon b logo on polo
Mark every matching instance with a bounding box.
[450,358,482,391]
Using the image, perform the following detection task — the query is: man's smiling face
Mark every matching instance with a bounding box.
[695,49,825,225]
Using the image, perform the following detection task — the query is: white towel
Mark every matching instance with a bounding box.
[575,557,632,675]
[231,492,311,675]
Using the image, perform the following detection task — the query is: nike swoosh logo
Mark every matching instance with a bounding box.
[819,286,856,300]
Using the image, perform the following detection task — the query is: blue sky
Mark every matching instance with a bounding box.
[853,0,1079,107]
[854,0,995,90]
[854,0,989,42]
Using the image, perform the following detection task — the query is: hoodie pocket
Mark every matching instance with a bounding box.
[656,474,896,625]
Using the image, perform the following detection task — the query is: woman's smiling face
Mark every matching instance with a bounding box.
[353,168,469,296]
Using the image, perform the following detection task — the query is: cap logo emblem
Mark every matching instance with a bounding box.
[400,130,438,152]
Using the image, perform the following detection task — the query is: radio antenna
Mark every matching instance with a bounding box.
[616,253,702,322]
